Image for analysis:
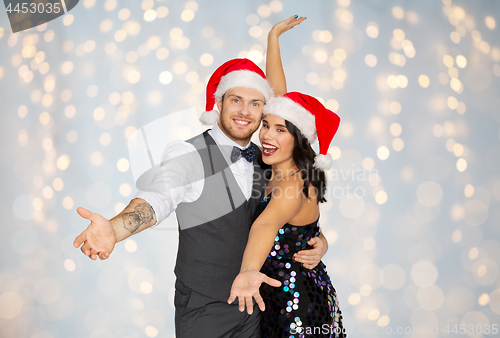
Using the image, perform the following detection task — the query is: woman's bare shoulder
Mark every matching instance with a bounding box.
[269,174,304,201]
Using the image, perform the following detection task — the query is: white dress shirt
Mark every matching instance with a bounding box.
[134,122,255,226]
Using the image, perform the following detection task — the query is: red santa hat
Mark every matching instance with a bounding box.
[263,92,341,170]
[199,58,274,125]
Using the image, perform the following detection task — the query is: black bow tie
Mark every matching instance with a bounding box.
[231,146,256,163]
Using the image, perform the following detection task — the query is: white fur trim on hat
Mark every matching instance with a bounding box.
[199,109,220,125]
[314,154,333,170]
[214,70,274,102]
[263,96,317,141]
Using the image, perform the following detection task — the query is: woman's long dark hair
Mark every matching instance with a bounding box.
[259,119,327,203]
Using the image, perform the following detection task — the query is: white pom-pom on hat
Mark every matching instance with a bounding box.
[199,110,220,126]
[314,153,333,170]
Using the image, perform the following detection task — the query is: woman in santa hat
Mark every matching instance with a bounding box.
[228,16,345,337]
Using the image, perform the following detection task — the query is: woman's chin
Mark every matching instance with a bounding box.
[262,156,287,167]
[262,157,270,165]
[262,156,275,166]
[262,154,293,167]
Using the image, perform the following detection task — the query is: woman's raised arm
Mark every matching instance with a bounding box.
[266,15,306,96]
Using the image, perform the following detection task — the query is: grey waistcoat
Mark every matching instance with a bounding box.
[174,130,267,302]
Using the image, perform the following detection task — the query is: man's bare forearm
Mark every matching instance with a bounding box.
[110,198,157,242]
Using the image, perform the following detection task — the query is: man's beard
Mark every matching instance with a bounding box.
[218,101,261,142]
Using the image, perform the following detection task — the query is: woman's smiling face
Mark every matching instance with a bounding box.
[259,114,295,166]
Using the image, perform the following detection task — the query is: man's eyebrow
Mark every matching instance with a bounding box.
[227,94,264,103]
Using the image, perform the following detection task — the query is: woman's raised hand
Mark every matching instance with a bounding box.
[269,15,307,38]
[266,15,307,95]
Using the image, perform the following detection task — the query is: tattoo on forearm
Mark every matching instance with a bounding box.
[122,203,155,233]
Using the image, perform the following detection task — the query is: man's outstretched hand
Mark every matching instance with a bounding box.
[73,207,117,260]
[227,270,281,315]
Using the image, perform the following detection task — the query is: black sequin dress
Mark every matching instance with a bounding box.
[255,194,345,338]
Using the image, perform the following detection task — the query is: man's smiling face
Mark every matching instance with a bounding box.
[217,87,265,147]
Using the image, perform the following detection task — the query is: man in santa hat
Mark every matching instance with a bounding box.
[73,57,328,337]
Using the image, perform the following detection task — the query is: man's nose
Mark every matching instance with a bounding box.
[240,103,252,116]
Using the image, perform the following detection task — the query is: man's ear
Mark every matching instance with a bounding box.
[216,98,222,112]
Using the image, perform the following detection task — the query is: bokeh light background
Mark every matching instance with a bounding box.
[1,0,500,337]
